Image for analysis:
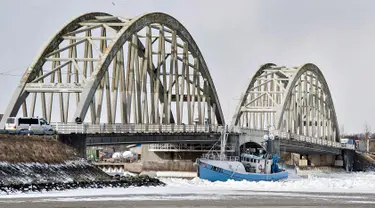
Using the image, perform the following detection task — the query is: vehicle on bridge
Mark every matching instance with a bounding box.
[4,117,54,135]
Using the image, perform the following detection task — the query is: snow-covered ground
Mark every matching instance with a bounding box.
[1,169,375,203]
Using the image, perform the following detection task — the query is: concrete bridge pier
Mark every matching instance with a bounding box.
[289,151,355,172]
[140,145,201,172]
[342,149,355,172]
[57,134,87,158]
[227,134,240,156]
[307,154,335,167]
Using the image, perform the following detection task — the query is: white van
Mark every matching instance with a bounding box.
[5,117,54,134]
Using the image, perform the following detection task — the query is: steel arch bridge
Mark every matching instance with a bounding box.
[0,12,224,127]
[0,12,346,152]
[231,63,340,143]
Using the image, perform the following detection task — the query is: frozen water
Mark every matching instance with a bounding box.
[1,169,375,202]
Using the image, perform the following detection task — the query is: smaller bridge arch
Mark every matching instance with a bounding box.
[231,63,340,143]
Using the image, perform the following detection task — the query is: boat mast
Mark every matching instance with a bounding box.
[220,125,228,160]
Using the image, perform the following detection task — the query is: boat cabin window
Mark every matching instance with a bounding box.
[242,155,265,164]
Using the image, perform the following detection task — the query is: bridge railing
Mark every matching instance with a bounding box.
[148,143,236,152]
[270,130,355,150]
[230,126,269,134]
[230,127,270,138]
[53,123,224,134]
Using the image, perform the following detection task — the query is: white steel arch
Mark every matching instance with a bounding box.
[231,63,339,142]
[0,12,224,127]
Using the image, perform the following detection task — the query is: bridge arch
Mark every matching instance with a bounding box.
[231,63,339,143]
[0,12,224,126]
[231,63,276,128]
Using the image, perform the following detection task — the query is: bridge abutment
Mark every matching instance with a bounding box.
[57,134,87,158]
[140,145,201,172]
[284,152,354,172]
[309,154,335,166]
[287,153,336,167]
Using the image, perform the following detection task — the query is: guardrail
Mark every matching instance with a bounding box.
[148,143,236,152]
[233,127,269,136]
[270,130,355,150]
[53,123,224,134]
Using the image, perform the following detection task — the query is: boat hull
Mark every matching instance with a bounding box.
[197,159,288,182]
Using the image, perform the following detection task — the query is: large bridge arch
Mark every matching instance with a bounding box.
[231,63,340,143]
[0,12,224,127]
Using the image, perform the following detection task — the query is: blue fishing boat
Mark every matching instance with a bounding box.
[196,126,288,182]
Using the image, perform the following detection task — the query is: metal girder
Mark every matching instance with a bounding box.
[240,107,277,112]
[25,83,84,93]
[231,63,340,143]
[0,12,224,127]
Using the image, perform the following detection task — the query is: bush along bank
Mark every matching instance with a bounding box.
[0,175,165,194]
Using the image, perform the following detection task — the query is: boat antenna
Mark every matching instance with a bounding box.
[219,124,228,160]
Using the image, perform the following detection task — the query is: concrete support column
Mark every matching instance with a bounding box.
[334,155,343,167]
[342,149,355,172]
[270,138,280,155]
[299,154,308,167]
[57,134,87,158]
[141,144,201,171]
[227,134,240,156]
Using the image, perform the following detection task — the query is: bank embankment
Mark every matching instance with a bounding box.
[0,135,164,192]
[0,135,108,184]
[354,152,375,171]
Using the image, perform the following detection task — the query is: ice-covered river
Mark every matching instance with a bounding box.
[2,169,375,207]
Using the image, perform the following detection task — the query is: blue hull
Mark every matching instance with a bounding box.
[197,160,288,182]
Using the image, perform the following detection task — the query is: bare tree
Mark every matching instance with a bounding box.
[364,122,371,152]
[340,124,345,137]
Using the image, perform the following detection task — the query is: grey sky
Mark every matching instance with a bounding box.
[0,0,373,133]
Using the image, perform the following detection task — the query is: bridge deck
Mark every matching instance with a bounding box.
[54,124,353,154]
[235,128,354,155]
[86,133,221,146]
[54,123,223,135]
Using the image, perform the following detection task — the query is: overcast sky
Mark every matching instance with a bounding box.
[0,0,374,133]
